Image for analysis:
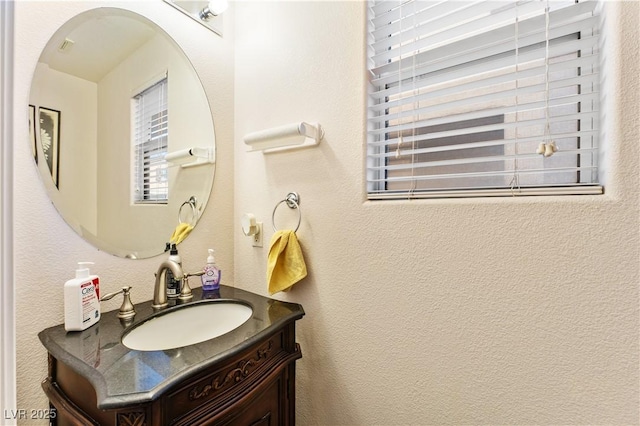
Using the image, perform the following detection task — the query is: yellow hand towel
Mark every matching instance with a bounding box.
[267,230,307,295]
[170,222,194,245]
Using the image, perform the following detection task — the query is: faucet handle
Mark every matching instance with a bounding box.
[178,271,204,302]
[101,286,136,320]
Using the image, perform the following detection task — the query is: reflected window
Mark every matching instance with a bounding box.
[133,77,169,204]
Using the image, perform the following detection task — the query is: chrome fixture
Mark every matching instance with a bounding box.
[163,0,227,35]
[199,0,228,20]
[272,192,302,233]
[152,260,184,310]
[178,196,198,226]
[100,286,136,326]
[179,271,205,302]
[100,286,136,320]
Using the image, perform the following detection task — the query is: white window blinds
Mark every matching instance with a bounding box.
[133,77,169,203]
[367,0,603,199]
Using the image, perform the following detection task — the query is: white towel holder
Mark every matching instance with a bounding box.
[165,147,215,168]
[244,122,323,153]
[272,192,302,232]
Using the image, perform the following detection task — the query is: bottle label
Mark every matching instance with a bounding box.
[80,280,99,324]
[205,268,219,281]
[92,277,100,299]
[166,270,180,297]
[202,266,221,290]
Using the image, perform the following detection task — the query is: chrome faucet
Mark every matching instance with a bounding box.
[152,260,184,310]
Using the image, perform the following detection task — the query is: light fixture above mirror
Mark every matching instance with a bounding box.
[163,0,227,36]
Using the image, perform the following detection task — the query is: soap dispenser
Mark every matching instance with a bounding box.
[64,262,101,331]
[201,249,221,291]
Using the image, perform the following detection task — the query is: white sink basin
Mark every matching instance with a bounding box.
[122,300,253,351]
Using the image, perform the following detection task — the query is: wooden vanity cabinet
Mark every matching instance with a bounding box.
[42,322,301,426]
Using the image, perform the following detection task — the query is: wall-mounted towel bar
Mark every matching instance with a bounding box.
[244,122,323,153]
[165,147,215,168]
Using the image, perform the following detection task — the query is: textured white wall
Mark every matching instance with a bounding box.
[233,1,639,424]
[10,0,639,424]
[13,1,235,422]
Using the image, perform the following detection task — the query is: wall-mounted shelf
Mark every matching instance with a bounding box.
[244,122,323,153]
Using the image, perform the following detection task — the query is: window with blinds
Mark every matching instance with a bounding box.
[132,77,169,204]
[367,0,603,199]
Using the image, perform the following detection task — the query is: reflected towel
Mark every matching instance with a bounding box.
[170,222,193,245]
[267,230,307,295]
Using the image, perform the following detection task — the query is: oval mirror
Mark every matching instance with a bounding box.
[28,8,216,259]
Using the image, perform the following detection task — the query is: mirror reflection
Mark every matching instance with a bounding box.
[29,8,216,259]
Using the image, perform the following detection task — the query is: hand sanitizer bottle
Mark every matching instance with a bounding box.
[64,262,101,331]
[201,249,221,291]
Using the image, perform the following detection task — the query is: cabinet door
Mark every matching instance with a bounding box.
[214,372,286,426]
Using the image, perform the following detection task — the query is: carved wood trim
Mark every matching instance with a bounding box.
[188,340,274,401]
[116,411,147,426]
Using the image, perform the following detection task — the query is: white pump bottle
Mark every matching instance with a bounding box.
[64,262,101,331]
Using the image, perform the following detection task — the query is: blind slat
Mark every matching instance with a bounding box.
[370,166,598,184]
[369,93,598,137]
[370,147,599,171]
[373,1,545,56]
[372,0,597,68]
[133,77,169,203]
[368,130,598,153]
[372,33,598,100]
[368,186,603,199]
[367,0,601,198]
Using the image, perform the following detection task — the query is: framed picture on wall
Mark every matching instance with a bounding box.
[28,105,37,163]
[38,107,60,188]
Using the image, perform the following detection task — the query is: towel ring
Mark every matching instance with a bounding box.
[179,196,198,226]
[272,192,302,232]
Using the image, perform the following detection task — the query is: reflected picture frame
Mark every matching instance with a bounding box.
[38,107,60,188]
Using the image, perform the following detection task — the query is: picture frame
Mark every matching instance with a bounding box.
[38,107,61,188]
[28,105,37,163]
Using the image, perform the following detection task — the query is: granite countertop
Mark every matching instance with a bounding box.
[38,285,305,409]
